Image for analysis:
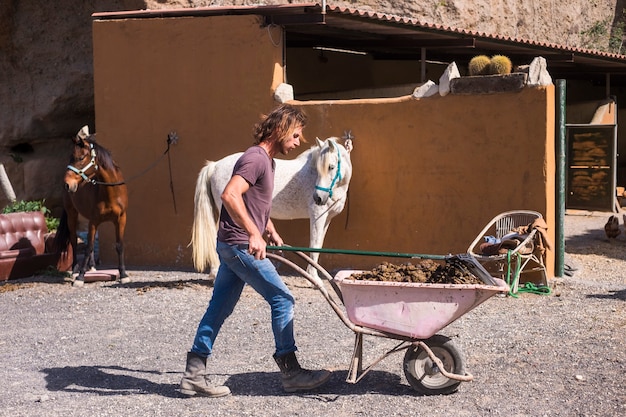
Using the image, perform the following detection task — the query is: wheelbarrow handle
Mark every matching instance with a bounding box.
[267,245,448,260]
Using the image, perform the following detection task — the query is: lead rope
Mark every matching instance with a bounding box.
[517,282,552,295]
[92,144,168,186]
[89,132,178,213]
[505,250,521,297]
[506,250,551,297]
[166,132,177,214]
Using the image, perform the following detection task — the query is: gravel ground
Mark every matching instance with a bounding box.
[0,212,625,417]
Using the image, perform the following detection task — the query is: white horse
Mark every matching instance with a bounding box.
[191,136,353,286]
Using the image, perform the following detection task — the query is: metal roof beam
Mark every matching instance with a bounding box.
[370,50,575,63]
[286,37,476,50]
[264,13,325,25]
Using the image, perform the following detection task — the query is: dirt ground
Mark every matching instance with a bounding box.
[0,211,624,417]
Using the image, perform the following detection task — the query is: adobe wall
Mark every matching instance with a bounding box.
[282,91,555,276]
[93,14,555,277]
[93,14,283,269]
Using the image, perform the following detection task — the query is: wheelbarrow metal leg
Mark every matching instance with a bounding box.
[347,333,363,383]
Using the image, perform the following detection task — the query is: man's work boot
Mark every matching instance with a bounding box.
[273,351,331,393]
[180,351,231,397]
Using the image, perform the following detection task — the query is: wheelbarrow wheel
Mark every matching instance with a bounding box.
[403,334,465,395]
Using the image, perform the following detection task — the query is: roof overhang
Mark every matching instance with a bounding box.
[93,3,626,84]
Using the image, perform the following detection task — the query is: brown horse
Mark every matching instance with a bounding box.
[54,126,129,286]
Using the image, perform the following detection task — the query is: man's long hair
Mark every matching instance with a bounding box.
[253,104,308,145]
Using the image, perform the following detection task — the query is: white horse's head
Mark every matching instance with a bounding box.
[313,137,353,206]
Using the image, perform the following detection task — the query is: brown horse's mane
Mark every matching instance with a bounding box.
[86,134,120,172]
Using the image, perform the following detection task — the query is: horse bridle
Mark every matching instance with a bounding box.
[67,142,99,184]
[66,142,125,186]
[314,146,342,198]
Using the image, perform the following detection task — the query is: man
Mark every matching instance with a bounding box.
[180,104,332,397]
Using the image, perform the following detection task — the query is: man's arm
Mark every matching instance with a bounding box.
[265,219,284,246]
[221,175,266,259]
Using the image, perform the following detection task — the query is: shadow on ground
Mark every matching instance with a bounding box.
[225,369,416,397]
[108,279,215,291]
[42,366,417,398]
[565,228,626,261]
[42,365,182,398]
[586,288,626,301]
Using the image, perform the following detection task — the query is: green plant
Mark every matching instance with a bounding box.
[489,55,512,75]
[434,1,449,11]
[468,55,491,76]
[36,265,72,278]
[580,19,610,50]
[582,20,608,39]
[609,20,624,54]
[2,199,60,232]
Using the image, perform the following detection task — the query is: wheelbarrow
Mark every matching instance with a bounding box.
[266,245,509,395]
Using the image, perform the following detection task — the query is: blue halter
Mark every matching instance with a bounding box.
[67,143,98,184]
[314,146,342,198]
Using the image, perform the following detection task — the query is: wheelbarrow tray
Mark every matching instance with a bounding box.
[334,270,509,339]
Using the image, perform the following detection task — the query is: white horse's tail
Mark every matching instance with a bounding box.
[191,161,220,273]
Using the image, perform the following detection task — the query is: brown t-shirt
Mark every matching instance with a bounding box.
[217,146,275,245]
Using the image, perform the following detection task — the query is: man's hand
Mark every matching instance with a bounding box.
[248,232,266,260]
[265,220,284,246]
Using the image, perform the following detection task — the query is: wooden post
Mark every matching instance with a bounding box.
[0,163,16,203]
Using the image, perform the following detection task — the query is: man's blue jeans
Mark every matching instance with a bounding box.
[191,241,297,358]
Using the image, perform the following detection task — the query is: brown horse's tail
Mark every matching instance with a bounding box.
[53,210,71,252]
[191,161,220,274]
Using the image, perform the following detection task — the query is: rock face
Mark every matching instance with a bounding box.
[0,0,620,211]
[0,0,147,212]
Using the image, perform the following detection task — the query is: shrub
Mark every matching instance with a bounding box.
[2,199,60,232]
